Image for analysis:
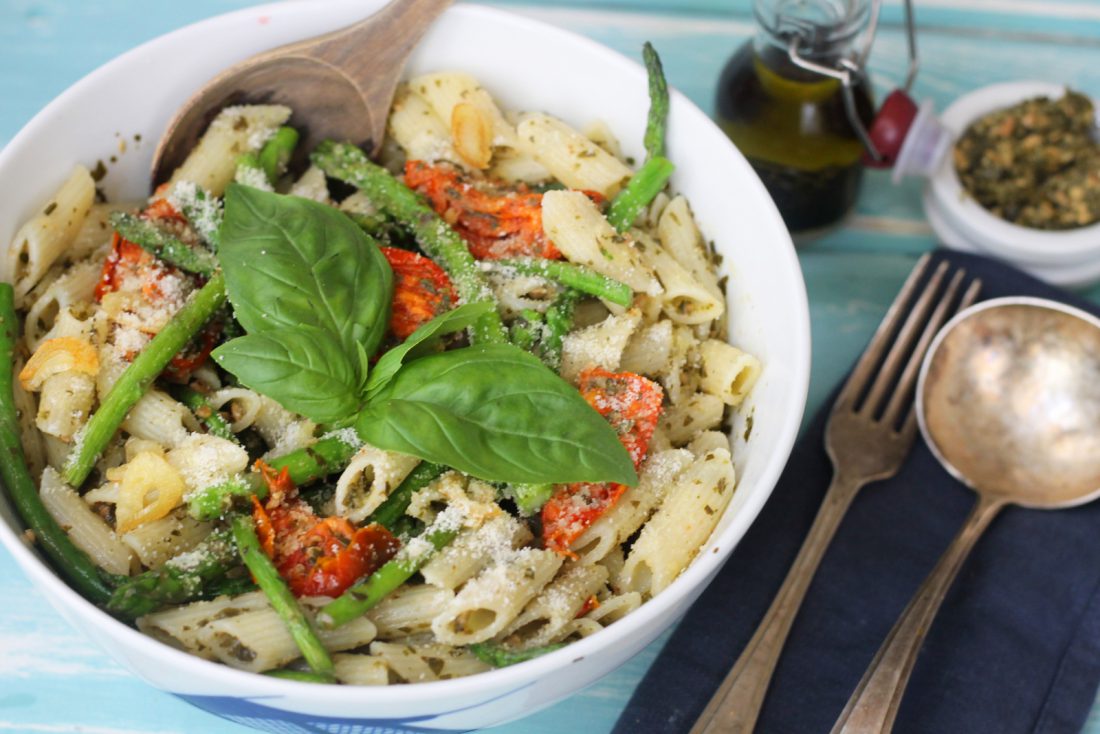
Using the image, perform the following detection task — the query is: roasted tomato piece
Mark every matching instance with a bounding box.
[404,159,562,260]
[542,367,664,554]
[94,233,152,301]
[252,463,401,597]
[380,246,457,340]
[95,198,218,380]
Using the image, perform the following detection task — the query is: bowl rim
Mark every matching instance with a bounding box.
[0,0,811,707]
[927,79,1100,263]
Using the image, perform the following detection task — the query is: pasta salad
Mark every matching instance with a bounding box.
[0,45,761,683]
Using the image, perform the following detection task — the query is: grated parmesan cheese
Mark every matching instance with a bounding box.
[319,427,364,451]
[167,181,222,244]
[234,165,274,192]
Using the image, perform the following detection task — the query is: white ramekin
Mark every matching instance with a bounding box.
[925,80,1100,287]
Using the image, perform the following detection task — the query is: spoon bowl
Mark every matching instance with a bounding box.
[151,0,451,186]
[834,296,1100,734]
[919,297,1100,507]
[152,56,373,184]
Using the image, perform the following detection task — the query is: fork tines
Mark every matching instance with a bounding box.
[836,254,982,436]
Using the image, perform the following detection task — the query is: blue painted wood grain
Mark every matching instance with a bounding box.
[1,2,1099,732]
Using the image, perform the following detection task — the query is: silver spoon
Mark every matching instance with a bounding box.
[151,0,452,186]
[832,296,1100,734]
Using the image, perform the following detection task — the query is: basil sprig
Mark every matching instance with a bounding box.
[212,186,637,487]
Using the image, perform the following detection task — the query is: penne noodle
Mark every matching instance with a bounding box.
[9,166,96,305]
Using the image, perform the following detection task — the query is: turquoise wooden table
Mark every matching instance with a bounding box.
[2,1,1099,731]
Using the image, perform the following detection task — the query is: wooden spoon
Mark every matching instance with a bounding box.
[151,0,452,186]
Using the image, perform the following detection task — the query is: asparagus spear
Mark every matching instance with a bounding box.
[258,126,299,184]
[642,41,670,161]
[0,285,114,604]
[509,309,544,352]
[345,210,391,238]
[311,141,506,345]
[265,668,334,683]
[188,432,362,521]
[608,42,675,233]
[106,528,239,619]
[202,574,257,599]
[493,259,633,307]
[469,641,565,668]
[234,152,273,191]
[509,483,554,515]
[232,514,334,676]
[109,212,218,276]
[606,156,674,233]
[536,288,580,371]
[64,272,227,488]
[367,462,446,531]
[319,524,458,629]
[169,384,237,442]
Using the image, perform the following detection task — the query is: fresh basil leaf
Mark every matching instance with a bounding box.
[365,302,494,400]
[219,185,393,358]
[212,325,361,423]
[355,343,638,486]
[355,341,371,394]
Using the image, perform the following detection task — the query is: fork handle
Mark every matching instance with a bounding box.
[831,493,1006,734]
[690,471,865,734]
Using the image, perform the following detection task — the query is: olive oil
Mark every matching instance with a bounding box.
[715,3,875,238]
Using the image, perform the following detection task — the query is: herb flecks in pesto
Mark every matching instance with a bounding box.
[954,91,1100,230]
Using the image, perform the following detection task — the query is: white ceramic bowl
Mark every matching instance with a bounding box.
[0,2,810,732]
[925,81,1100,287]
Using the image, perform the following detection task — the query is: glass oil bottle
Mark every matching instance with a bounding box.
[715,0,876,239]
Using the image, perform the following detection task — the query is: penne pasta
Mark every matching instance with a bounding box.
[498,563,609,649]
[23,260,100,352]
[560,309,641,383]
[166,105,291,195]
[8,166,96,306]
[619,448,737,597]
[570,449,694,564]
[431,548,563,645]
[200,602,377,673]
[541,190,661,296]
[387,84,464,167]
[699,339,762,407]
[660,391,726,445]
[121,509,211,568]
[40,467,133,576]
[657,195,723,303]
[634,230,724,326]
[367,584,454,639]
[334,443,421,523]
[515,113,632,196]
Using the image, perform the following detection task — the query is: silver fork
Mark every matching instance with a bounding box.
[689,254,982,734]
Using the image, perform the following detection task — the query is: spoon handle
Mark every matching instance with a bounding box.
[308,0,453,89]
[831,493,1006,734]
[690,470,866,734]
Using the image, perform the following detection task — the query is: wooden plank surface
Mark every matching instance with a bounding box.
[1,1,1098,732]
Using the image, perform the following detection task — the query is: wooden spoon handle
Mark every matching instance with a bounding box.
[307,0,453,94]
[830,493,1006,734]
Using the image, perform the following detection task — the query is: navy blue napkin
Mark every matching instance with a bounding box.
[614,249,1100,734]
